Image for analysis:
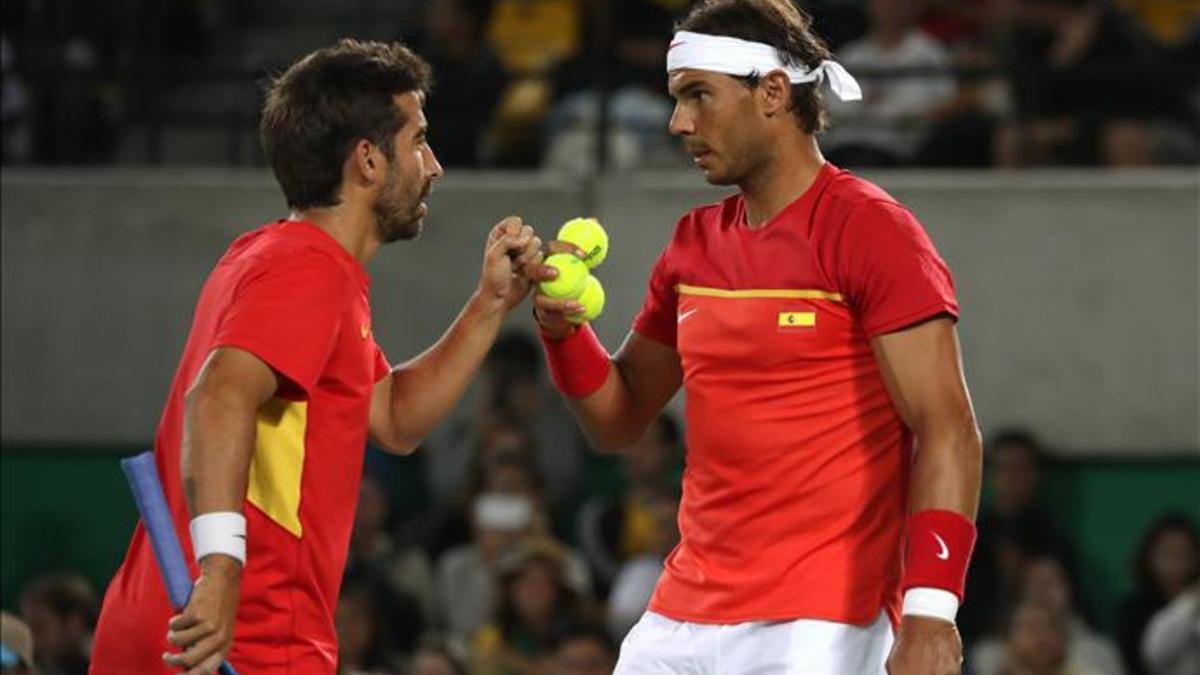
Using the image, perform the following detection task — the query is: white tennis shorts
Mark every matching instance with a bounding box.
[613,610,895,675]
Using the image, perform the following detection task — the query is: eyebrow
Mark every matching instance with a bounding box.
[669,81,706,100]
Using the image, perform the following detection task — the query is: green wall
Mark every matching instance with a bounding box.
[2,448,1196,631]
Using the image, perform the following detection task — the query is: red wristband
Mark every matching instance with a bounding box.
[902,509,977,602]
[540,324,611,398]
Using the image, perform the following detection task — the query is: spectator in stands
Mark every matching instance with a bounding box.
[1140,582,1200,675]
[1117,513,1200,675]
[994,600,1106,675]
[542,0,685,175]
[19,573,96,675]
[409,634,471,675]
[1114,0,1200,51]
[552,623,618,675]
[920,0,994,48]
[961,429,1076,644]
[577,412,682,591]
[472,538,593,675]
[427,331,586,512]
[335,577,409,674]
[0,612,35,675]
[427,442,546,561]
[345,471,434,654]
[436,466,592,642]
[824,0,957,166]
[416,0,507,167]
[606,488,681,639]
[914,0,1019,167]
[482,0,584,165]
[1,35,32,163]
[993,0,1197,167]
[973,553,1125,675]
[437,491,541,639]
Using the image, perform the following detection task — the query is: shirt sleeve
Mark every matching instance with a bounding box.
[835,200,958,338]
[373,342,392,383]
[213,249,346,394]
[632,245,678,348]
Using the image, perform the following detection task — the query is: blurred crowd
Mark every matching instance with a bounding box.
[2,0,1197,168]
[2,331,1198,675]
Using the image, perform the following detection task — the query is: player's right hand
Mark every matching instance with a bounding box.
[533,240,586,340]
[477,216,545,315]
[163,555,241,674]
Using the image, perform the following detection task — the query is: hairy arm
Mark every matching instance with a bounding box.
[181,347,279,519]
[368,293,506,454]
[369,217,542,454]
[166,346,279,673]
[563,330,683,452]
[872,317,981,518]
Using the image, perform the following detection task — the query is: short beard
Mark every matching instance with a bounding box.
[374,180,424,244]
[375,206,422,243]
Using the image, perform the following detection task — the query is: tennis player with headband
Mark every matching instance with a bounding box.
[533,1,981,674]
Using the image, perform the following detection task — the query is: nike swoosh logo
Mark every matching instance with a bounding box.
[668,41,685,50]
[934,533,950,560]
[677,308,698,324]
[360,324,370,340]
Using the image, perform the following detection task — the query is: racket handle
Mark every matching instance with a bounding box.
[121,452,240,675]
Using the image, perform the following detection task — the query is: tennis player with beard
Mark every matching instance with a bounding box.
[90,40,554,675]
[534,1,983,674]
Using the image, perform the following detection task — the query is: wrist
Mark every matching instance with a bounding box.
[902,587,959,623]
[540,324,610,398]
[902,509,977,603]
[469,288,509,321]
[199,553,243,579]
[190,511,246,566]
[534,308,576,341]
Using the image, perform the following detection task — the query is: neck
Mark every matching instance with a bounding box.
[289,201,379,263]
[739,135,826,228]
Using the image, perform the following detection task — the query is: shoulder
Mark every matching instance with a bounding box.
[819,169,914,229]
[233,224,353,288]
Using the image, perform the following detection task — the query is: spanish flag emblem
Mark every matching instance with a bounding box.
[778,311,816,329]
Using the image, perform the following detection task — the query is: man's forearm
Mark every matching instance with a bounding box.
[909,418,983,517]
[385,292,505,447]
[545,329,681,453]
[181,390,258,517]
[566,363,648,451]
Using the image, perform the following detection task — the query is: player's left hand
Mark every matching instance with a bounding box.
[477,216,547,314]
[886,615,962,675]
[163,555,241,674]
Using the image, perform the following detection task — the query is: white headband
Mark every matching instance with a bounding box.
[667,30,862,102]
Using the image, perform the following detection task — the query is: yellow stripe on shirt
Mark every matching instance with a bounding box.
[676,284,844,302]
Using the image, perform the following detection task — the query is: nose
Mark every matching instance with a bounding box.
[424,145,444,181]
[668,102,694,137]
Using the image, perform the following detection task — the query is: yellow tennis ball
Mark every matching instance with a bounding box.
[539,253,589,299]
[558,217,609,270]
[567,275,605,324]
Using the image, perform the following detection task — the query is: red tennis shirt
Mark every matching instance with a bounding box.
[633,163,958,627]
[91,220,390,675]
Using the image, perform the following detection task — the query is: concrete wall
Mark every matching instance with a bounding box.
[3,169,1197,454]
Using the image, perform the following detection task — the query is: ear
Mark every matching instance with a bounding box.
[758,70,793,118]
[348,139,382,187]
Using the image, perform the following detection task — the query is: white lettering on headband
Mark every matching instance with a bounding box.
[667,30,862,101]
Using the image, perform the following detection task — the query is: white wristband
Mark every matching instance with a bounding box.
[902,587,959,623]
[190,512,246,565]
